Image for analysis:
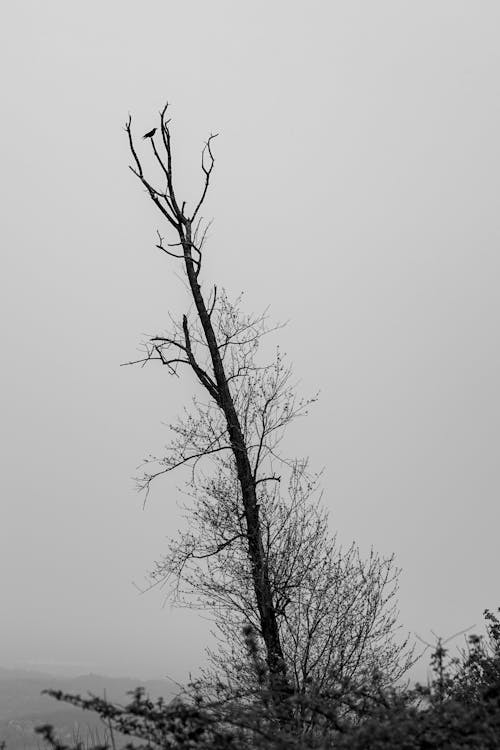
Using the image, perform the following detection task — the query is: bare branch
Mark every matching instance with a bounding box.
[159,102,184,222]
[182,314,219,401]
[209,285,218,319]
[125,115,143,177]
[192,133,218,221]
[189,533,244,560]
[156,231,201,267]
[255,475,281,487]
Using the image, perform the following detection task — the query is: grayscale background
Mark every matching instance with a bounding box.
[1,1,499,683]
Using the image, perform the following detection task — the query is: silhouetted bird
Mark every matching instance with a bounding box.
[143,128,156,139]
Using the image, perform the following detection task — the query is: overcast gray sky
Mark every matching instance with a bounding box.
[1,1,499,683]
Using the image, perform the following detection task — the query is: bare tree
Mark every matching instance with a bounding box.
[124,104,412,723]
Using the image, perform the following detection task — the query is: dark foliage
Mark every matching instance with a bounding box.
[32,609,500,750]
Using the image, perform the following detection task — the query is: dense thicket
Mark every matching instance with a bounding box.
[38,608,500,749]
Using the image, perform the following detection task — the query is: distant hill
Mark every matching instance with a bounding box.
[0,666,179,749]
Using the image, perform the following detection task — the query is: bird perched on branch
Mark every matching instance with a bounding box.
[143,128,156,139]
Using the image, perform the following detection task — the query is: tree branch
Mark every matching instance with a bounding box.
[192,133,218,221]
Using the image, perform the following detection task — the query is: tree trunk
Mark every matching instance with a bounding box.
[182,221,290,700]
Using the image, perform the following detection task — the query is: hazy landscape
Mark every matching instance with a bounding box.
[0,667,177,750]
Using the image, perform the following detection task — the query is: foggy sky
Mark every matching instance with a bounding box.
[1,1,499,682]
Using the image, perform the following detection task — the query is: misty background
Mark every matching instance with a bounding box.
[1,1,499,685]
